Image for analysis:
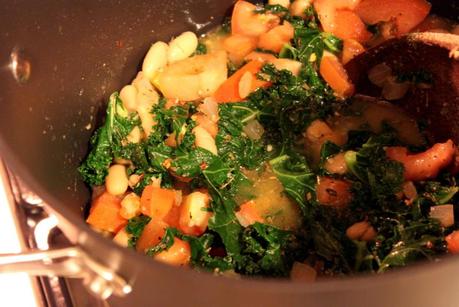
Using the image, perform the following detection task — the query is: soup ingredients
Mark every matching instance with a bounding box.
[80,0,459,279]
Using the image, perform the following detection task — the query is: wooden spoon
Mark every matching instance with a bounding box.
[345,32,459,143]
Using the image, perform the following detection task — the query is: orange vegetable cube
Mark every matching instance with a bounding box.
[235,200,264,227]
[136,219,168,252]
[140,186,177,219]
[231,0,280,37]
[154,238,191,266]
[223,34,258,65]
[86,192,127,233]
[319,51,354,97]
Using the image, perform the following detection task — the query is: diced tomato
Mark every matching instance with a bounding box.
[140,185,177,219]
[136,219,168,252]
[163,204,181,229]
[235,200,264,227]
[223,34,258,64]
[341,39,365,64]
[356,0,431,35]
[213,60,271,103]
[231,0,280,37]
[319,51,355,97]
[446,231,459,254]
[179,191,212,236]
[154,238,191,266]
[314,0,371,43]
[86,192,127,233]
[386,140,455,181]
[257,22,294,53]
[316,177,353,208]
[332,10,372,43]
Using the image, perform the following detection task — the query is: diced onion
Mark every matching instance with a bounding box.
[243,119,265,140]
[430,204,454,227]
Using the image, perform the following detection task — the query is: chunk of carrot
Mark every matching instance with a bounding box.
[356,0,431,35]
[231,0,280,37]
[140,185,177,219]
[316,177,353,208]
[223,34,258,65]
[86,192,127,233]
[385,140,455,181]
[257,22,294,53]
[319,51,355,97]
[341,39,365,64]
[213,60,271,103]
[154,238,191,266]
[136,219,168,252]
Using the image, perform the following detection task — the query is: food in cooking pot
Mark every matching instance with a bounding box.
[79,0,459,279]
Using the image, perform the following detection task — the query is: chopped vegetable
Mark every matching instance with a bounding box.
[356,0,431,35]
[86,192,127,233]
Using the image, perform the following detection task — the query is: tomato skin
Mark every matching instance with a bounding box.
[257,22,294,53]
[316,177,353,208]
[386,140,455,181]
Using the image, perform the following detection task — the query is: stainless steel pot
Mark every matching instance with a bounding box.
[0,1,459,306]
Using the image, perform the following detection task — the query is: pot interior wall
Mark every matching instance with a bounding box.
[0,0,233,217]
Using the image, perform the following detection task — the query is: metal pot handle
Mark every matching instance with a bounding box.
[0,161,132,300]
[0,246,132,299]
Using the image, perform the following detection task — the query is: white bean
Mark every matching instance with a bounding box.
[105,164,129,196]
[120,192,141,219]
[119,85,138,112]
[167,31,198,64]
[289,0,312,18]
[193,126,218,155]
[142,41,169,82]
[268,0,290,8]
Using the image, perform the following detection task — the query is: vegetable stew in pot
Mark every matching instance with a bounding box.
[80,0,459,280]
